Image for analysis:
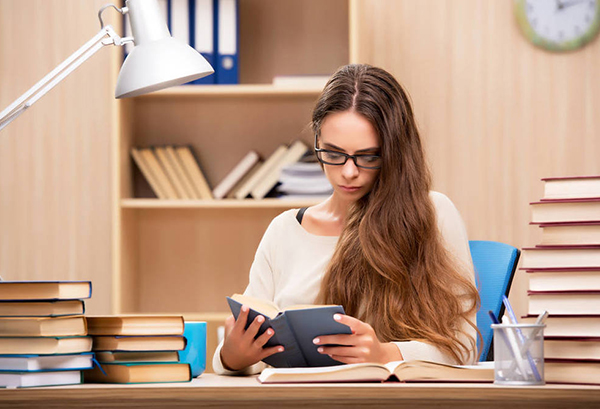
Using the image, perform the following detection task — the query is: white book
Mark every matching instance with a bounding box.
[0,370,81,388]
[213,151,260,199]
[543,176,600,199]
[0,353,93,371]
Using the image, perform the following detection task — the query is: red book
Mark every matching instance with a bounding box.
[521,246,600,269]
[527,290,600,315]
[530,198,600,224]
[541,175,600,200]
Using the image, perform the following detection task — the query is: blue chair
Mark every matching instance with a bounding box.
[469,240,520,361]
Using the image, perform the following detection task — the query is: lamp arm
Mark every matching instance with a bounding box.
[0,24,130,132]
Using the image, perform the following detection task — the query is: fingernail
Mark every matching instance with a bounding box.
[278,347,284,352]
[313,338,320,344]
[242,306,248,312]
[318,347,324,353]
[334,314,341,321]
[267,329,273,335]
[257,315,264,323]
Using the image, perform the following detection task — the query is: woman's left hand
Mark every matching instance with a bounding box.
[313,314,403,364]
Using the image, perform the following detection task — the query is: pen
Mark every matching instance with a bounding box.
[508,310,548,372]
[489,310,530,379]
[502,296,542,382]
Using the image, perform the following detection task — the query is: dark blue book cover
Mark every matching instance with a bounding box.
[226,296,351,368]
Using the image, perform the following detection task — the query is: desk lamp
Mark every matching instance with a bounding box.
[0,0,214,131]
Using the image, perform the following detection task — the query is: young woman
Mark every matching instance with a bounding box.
[213,64,479,375]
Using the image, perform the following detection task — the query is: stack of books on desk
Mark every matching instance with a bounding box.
[521,176,600,384]
[0,281,93,388]
[84,315,191,384]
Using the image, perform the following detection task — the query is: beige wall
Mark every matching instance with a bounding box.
[0,0,118,313]
[351,0,600,315]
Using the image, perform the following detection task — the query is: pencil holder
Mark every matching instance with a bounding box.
[491,323,545,385]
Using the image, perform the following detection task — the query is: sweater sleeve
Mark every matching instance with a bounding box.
[212,214,282,375]
[393,192,477,365]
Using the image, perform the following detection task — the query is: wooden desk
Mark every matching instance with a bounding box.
[1,373,600,409]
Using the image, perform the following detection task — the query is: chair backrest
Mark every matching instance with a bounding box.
[469,240,520,361]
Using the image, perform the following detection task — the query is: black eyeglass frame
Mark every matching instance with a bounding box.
[313,134,382,170]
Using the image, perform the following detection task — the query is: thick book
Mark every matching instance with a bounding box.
[141,148,180,199]
[212,150,260,199]
[526,269,600,292]
[545,361,600,385]
[83,362,191,384]
[227,294,351,368]
[95,351,180,363]
[258,360,494,384]
[521,246,600,269]
[0,300,84,317]
[534,221,600,246]
[0,281,91,301]
[250,140,309,199]
[155,146,190,199]
[522,314,600,338]
[0,352,94,371]
[165,145,198,199]
[544,337,600,361]
[542,176,600,200]
[530,198,600,224]
[0,316,87,337]
[528,290,600,315]
[0,370,82,388]
[174,146,213,200]
[131,148,168,199]
[86,315,184,336]
[92,335,186,352]
[0,336,92,355]
[233,145,288,200]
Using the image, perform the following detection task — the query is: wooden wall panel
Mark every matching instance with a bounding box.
[0,0,119,313]
[351,0,600,316]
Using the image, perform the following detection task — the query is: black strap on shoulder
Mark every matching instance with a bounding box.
[296,207,308,225]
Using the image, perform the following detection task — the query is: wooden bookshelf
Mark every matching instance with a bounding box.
[113,0,350,323]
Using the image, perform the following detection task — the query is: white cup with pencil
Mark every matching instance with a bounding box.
[490,296,547,386]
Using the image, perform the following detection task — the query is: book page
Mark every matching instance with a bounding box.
[230,294,280,319]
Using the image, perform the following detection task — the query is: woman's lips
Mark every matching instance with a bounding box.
[340,185,361,192]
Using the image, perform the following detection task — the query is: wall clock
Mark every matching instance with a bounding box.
[514,0,600,51]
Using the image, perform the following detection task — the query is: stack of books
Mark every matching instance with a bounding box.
[131,145,213,200]
[0,281,93,388]
[275,157,333,200]
[521,175,600,384]
[84,315,191,384]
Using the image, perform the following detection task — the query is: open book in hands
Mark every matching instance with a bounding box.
[258,360,495,384]
[226,294,352,368]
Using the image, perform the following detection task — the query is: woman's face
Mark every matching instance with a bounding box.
[318,110,381,201]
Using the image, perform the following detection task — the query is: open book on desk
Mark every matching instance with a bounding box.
[227,294,351,368]
[258,360,495,384]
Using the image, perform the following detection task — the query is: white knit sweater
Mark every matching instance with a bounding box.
[213,191,476,375]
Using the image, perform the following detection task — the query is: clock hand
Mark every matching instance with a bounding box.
[557,0,588,10]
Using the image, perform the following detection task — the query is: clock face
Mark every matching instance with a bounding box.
[515,0,600,51]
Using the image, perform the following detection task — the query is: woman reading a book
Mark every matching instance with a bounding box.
[214,64,479,374]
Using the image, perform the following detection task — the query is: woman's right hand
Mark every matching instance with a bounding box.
[220,305,284,371]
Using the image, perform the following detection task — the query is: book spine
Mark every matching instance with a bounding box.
[265,316,307,368]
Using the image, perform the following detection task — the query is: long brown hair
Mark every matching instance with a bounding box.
[314,64,479,364]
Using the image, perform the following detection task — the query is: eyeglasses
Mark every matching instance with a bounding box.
[314,134,382,169]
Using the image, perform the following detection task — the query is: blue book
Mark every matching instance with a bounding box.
[189,0,216,84]
[227,295,352,368]
[0,299,85,317]
[0,352,94,372]
[215,0,239,84]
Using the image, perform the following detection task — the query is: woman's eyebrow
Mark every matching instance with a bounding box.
[322,142,380,153]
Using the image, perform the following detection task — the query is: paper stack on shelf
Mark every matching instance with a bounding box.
[84,315,191,384]
[521,176,600,385]
[275,154,332,200]
[0,281,93,388]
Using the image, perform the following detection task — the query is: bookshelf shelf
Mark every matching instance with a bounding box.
[137,84,326,98]
[121,198,325,209]
[114,0,351,371]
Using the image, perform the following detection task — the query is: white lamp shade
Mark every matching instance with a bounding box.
[115,37,214,98]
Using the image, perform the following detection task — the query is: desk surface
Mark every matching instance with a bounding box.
[1,373,600,409]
